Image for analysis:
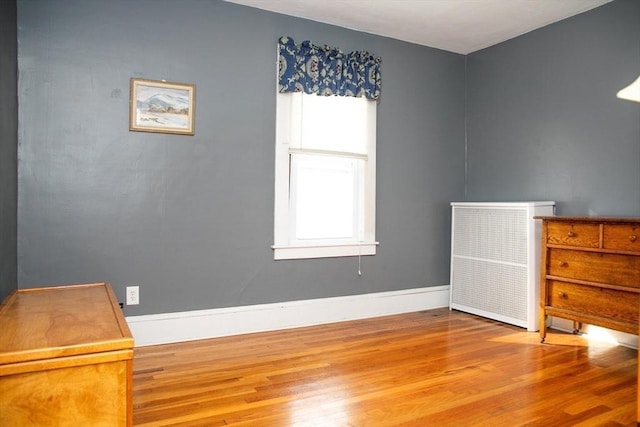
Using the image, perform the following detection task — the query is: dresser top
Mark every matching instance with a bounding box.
[0,283,133,366]
[535,216,640,224]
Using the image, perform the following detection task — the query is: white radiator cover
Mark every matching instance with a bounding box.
[450,202,555,331]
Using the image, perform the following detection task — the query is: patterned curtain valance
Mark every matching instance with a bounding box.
[278,36,381,101]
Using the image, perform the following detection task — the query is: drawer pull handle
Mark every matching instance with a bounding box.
[630,235,637,242]
[558,292,566,298]
[559,261,567,267]
[567,231,576,237]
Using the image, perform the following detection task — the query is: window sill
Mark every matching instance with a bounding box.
[272,242,378,260]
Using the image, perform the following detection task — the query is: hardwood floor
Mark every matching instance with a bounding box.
[132,308,637,426]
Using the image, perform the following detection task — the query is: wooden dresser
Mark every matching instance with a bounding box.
[0,283,134,426]
[535,216,640,343]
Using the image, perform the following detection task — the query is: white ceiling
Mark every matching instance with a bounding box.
[224,0,613,54]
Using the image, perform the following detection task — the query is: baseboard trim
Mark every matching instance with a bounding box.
[126,285,450,347]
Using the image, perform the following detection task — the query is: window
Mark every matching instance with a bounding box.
[273,92,378,260]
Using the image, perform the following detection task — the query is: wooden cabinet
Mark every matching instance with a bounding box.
[0,283,134,426]
[536,217,640,342]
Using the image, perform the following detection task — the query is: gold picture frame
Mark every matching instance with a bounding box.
[129,78,195,135]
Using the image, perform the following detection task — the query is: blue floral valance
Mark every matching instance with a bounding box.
[278,36,381,101]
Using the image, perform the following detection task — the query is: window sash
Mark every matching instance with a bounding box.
[274,92,377,260]
[298,94,370,155]
[289,153,364,244]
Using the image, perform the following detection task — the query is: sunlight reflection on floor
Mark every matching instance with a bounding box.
[490,328,621,348]
[286,390,352,427]
[581,325,619,345]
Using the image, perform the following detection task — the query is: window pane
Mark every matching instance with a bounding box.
[300,95,369,154]
[292,155,358,240]
[274,91,377,260]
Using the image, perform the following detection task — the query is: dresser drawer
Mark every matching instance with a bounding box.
[548,248,640,288]
[546,222,600,248]
[547,280,639,324]
[603,224,640,252]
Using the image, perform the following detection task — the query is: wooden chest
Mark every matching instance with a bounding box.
[536,216,640,341]
[0,283,134,426]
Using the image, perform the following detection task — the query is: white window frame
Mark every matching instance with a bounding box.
[273,92,378,260]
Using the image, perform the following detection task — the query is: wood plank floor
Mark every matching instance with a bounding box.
[132,308,637,426]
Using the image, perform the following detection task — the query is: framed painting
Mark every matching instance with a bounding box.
[129,78,195,135]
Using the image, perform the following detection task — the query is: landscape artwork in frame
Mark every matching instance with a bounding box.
[130,78,195,135]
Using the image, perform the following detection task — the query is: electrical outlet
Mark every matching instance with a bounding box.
[126,286,139,305]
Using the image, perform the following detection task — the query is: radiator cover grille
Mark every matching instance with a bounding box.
[451,257,528,322]
[450,202,554,330]
[453,208,527,264]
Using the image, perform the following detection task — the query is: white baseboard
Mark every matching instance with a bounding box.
[126,286,450,347]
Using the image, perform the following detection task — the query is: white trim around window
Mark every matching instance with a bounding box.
[273,92,378,260]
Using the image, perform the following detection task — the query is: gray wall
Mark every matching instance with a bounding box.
[0,0,18,302]
[17,0,465,315]
[467,0,640,216]
[18,0,635,318]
